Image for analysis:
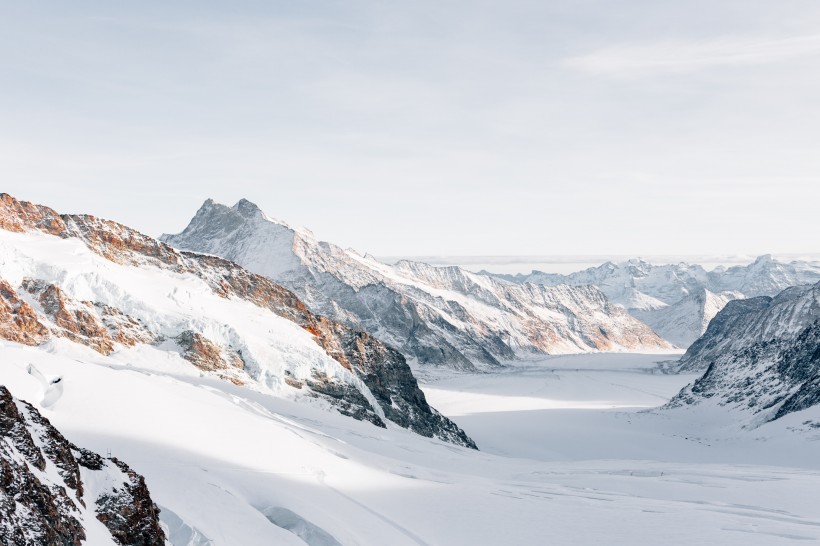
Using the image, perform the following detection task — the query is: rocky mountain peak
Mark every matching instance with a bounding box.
[233,197,264,217]
[163,199,672,371]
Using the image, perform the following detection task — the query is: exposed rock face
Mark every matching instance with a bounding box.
[678,283,820,373]
[305,372,386,428]
[0,386,166,545]
[4,278,156,356]
[668,320,820,424]
[174,330,243,372]
[161,199,671,371]
[0,279,49,346]
[493,256,820,349]
[94,303,156,348]
[774,324,820,419]
[173,330,246,385]
[0,193,475,448]
[95,458,166,545]
[667,281,820,425]
[24,279,116,354]
[311,321,477,448]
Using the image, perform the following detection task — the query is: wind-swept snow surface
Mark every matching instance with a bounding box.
[3,346,820,545]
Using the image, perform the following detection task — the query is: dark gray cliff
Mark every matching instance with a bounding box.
[677,283,820,372]
[669,320,820,423]
[0,386,166,545]
[667,281,820,425]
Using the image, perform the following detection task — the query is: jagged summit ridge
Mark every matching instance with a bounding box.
[162,198,672,371]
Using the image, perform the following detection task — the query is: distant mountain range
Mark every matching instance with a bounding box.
[491,256,820,348]
[162,199,671,372]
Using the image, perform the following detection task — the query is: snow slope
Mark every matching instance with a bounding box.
[0,193,472,447]
[162,199,671,371]
[3,346,820,545]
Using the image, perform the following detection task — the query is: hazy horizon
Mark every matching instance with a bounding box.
[380,253,820,275]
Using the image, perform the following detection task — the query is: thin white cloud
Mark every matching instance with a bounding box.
[565,34,820,76]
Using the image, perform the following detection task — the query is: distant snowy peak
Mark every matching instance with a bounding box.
[0,193,475,448]
[506,255,820,305]
[0,385,166,545]
[494,255,820,348]
[163,198,380,288]
[632,288,742,349]
[714,254,820,296]
[163,199,672,371]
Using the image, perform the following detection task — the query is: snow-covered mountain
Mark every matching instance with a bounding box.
[0,193,473,448]
[161,199,671,371]
[0,385,166,545]
[494,256,820,348]
[677,282,820,373]
[631,288,742,348]
[667,281,820,425]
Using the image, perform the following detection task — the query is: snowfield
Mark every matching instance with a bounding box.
[3,346,820,545]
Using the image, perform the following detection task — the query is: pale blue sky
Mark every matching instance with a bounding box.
[2,1,819,256]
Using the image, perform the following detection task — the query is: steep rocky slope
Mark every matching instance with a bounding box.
[0,385,166,545]
[162,199,671,371]
[668,320,820,424]
[666,281,820,425]
[0,194,474,448]
[495,256,820,348]
[677,282,820,372]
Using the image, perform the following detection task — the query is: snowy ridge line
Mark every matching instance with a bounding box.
[162,198,671,372]
[0,192,475,448]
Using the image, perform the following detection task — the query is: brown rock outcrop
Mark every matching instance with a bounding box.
[175,330,244,372]
[0,279,49,346]
[22,279,115,355]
